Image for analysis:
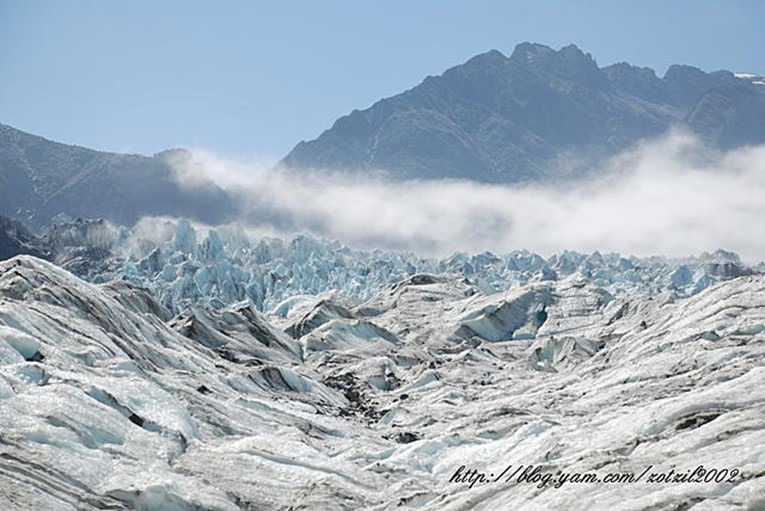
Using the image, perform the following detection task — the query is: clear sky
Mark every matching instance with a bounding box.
[1,0,763,160]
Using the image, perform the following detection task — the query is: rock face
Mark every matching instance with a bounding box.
[282,42,765,182]
[1,255,763,509]
[0,216,48,260]
[685,85,765,148]
[0,123,236,230]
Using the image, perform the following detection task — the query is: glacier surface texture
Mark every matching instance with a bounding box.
[0,253,764,509]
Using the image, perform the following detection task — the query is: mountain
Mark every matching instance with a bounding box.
[0,123,236,230]
[282,43,765,182]
[1,255,763,509]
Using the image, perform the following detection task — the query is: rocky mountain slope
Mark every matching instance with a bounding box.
[282,43,765,182]
[0,255,763,509]
[0,123,236,230]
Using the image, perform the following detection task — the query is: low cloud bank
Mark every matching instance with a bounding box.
[173,131,765,261]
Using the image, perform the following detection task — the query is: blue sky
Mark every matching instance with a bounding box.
[1,0,763,160]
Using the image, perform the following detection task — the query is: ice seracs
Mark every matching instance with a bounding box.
[34,218,762,317]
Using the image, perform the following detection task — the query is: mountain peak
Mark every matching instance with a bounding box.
[559,43,589,58]
[664,63,707,81]
[281,43,765,182]
[509,42,592,64]
[508,42,603,85]
[450,49,508,77]
[464,48,507,66]
[509,43,609,96]
[508,41,555,62]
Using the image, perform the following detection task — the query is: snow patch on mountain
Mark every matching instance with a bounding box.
[735,72,765,85]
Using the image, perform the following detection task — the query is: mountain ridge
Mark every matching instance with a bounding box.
[0,122,237,231]
[282,42,765,182]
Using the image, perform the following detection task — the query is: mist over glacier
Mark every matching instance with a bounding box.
[171,131,765,261]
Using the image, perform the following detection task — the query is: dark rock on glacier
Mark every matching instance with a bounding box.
[285,299,356,339]
[168,302,303,364]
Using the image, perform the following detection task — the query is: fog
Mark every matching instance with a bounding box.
[172,130,765,262]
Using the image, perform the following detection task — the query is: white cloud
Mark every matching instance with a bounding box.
[165,148,276,190]
[171,130,765,262]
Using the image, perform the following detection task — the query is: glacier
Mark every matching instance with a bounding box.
[1,254,764,509]
[45,218,762,315]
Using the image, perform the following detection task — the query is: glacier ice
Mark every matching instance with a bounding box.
[1,253,764,509]
[38,218,760,317]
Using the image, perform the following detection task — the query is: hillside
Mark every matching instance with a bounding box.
[0,123,236,230]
